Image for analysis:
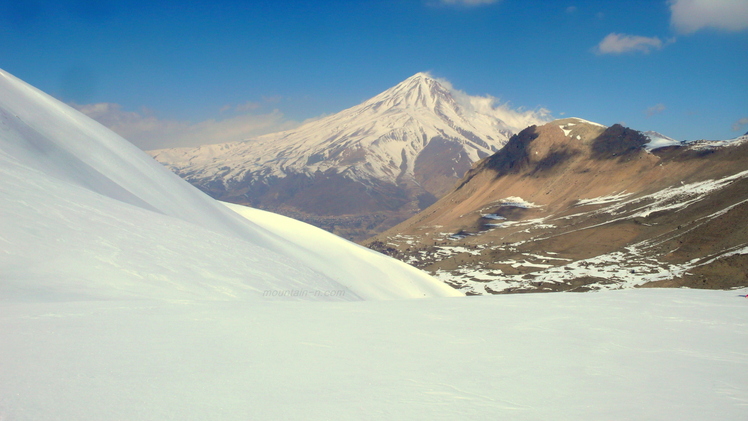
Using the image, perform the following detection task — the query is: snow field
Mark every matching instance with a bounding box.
[1,289,746,420]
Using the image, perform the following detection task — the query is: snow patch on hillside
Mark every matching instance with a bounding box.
[688,134,748,150]
[560,122,575,136]
[481,213,507,220]
[576,191,632,206]
[613,169,748,219]
[499,196,540,208]
[644,131,681,150]
[570,117,607,128]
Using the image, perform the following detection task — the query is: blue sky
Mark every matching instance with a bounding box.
[2,0,747,149]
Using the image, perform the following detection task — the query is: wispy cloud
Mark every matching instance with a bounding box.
[74,103,301,151]
[670,0,748,34]
[220,101,264,114]
[429,0,500,7]
[645,103,666,117]
[235,101,262,112]
[434,76,551,131]
[594,33,670,55]
[733,117,748,132]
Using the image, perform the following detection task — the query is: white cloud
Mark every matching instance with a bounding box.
[594,33,667,54]
[432,0,500,6]
[670,0,748,34]
[645,103,666,117]
[74,103,301,151]
[434,76,551,131]
[733,117,748,132]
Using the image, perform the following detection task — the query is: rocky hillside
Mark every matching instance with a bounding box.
[366,118,748,293]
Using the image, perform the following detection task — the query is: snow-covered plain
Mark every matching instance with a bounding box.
[2,289,747,420]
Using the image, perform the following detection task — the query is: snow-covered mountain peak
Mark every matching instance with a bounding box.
[151,73,547,185]
[363,72,458,112]
[149,74,550,239]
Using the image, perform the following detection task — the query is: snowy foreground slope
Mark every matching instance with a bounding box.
[2,289,747,420]
[0,69,457,301]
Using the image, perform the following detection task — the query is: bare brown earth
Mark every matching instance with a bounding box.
[365,119,748,294]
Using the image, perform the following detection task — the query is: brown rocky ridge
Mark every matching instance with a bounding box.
[365,118,748,294]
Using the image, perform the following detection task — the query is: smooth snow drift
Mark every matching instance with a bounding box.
[223,202,458,299]
[0,68,459,301]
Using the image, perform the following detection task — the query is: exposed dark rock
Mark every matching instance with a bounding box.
[483,125,538,176]
[590,124,648,161]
